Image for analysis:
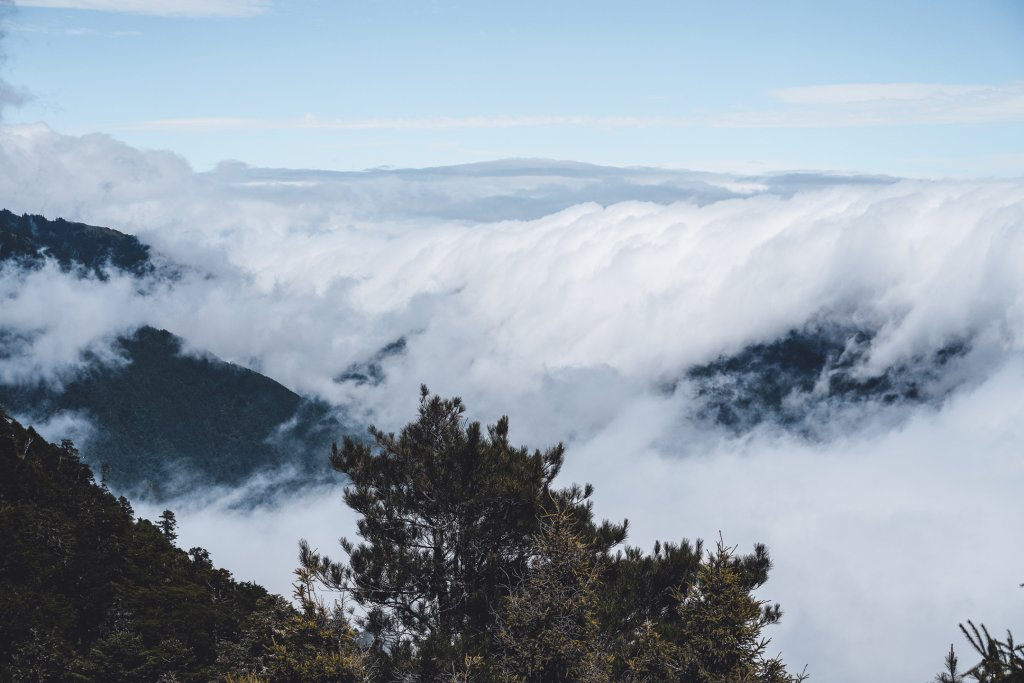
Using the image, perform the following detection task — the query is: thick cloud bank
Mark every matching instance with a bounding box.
[3,124,1023,683]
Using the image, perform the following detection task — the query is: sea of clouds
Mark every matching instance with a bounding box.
[2,122,1023,682]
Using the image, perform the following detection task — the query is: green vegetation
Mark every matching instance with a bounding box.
[0,326,344,498]
[0,403,369,682]
[2,384,1017,682]
[0,405,290,681]
[296,386,806,682]
[933,621,1024,682]
[685,323,968,432]
[0,209,153,278]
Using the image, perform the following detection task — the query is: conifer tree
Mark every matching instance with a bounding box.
[958,621,1024,682]
[936,582,1024,683]
[670,537,801,683]
[252,566,368,682]
[495,504,612,683]
[933,644,965,683]
[301,386,625,678]
[158,509,178,543]
[298,387,808,681]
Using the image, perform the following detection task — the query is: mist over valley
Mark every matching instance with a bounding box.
[2,139,1022,680]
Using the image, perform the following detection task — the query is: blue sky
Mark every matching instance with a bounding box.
[3,0,1023,175]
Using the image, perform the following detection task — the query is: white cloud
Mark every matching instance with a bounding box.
[0,261,153,385]
[4,20,143,36]
[3,124,1024,683]
[119,82,1024,135]
[16,408,96,447]
[561,361,1024,682]
[126,113,691,132]
[13,0,270,18]
[732,81,1024,127]
[772,82,989,105]
[0,123,195,216]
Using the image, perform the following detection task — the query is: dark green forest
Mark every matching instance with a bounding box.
[0,326,343,497]
[0,403,319,681]
[2,389,1019,682]
[0,209,153,278]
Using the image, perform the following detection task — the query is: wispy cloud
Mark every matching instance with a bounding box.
[125,114,692,132]
[723,81,1024,128]
[123,82,1024,133]
[772,82,997,105]
[14,0,270,18]
[5,20,141,36]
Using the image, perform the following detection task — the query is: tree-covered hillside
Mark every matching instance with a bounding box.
[0,209,153,278]
[0,406,284,681]
[685,322,968,434]
[0,326,345,497]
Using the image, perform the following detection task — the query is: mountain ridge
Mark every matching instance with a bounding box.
[0,209,349,498]
[0,208,154,278]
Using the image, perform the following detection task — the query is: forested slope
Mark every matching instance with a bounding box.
[0,407,283,681]
[0,326,341,497]
[0,209,153,278]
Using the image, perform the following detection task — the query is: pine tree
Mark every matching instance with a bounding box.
[933,644,965,683]
[600,536,703,674]
[158,509,178,543]
[495,504,612,683]
[959,621,1024,682]
[670,537,801,683]
[258,566,367,682]
[300,386,625,678]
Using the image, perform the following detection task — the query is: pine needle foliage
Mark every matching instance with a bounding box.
[670,537,801,683]
[0,406,277,682]
[959,621,1024,682]
[495,504,613,683]
[934,644,966,683]
[301,386,626,678]
[259,566,368,682]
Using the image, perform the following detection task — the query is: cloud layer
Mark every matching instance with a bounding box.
[759,81,1024,126]
[122,80,1024,134]
[2,124,1023,683]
